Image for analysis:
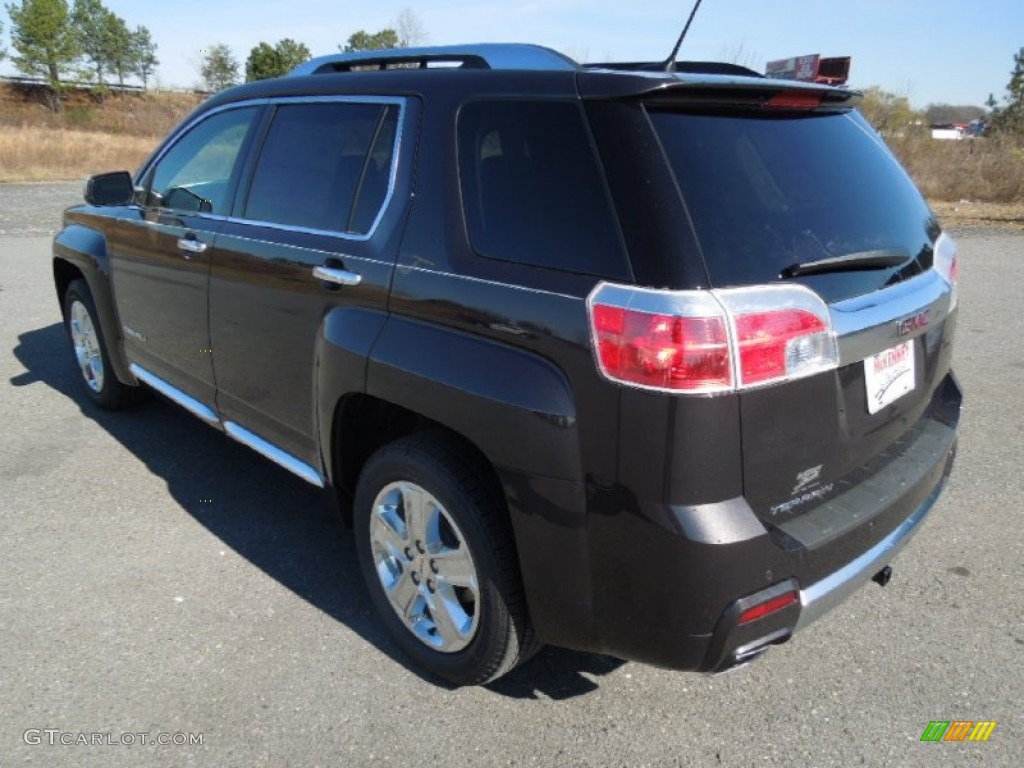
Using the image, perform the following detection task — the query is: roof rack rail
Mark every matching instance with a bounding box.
[583,61,763,78]
[290,44,579,76]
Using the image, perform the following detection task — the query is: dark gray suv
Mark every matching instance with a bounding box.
[54,44,961,685]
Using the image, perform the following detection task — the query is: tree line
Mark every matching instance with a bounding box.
[987,47,1024,137]
[812,47,1024,141]
[3,0,158,108]
[199,8,429,91]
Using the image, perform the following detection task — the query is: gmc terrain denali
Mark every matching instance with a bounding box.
[53,44,961,685]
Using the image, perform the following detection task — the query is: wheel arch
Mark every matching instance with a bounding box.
[53,225,136,386]
[328,393,503,527]
[315,314,592,649]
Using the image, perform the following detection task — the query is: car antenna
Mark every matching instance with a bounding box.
[662,0,705,72]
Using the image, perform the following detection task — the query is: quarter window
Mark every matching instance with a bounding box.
[147,107,257,215]
[458,100,628,278]
[244,102,399,234]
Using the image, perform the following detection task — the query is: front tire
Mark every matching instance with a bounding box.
[353,434,539,685]
[63,279,133,410]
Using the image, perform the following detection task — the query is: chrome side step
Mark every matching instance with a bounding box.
[129,363,324,488]
[129,363,219,426]
[223,422,324,488]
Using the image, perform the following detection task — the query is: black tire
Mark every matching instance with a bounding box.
[353,433,540,685]
[63,279,135,410]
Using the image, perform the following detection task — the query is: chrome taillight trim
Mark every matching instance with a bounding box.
[586,282,733,395]
[586,282,839,395]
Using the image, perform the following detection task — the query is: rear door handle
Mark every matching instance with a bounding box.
[177,237,208,257]
[313,264,362,287]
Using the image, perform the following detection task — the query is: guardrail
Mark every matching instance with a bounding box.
[0,76,211,96]
[0,75,147,94]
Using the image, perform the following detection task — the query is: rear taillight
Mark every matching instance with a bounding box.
[735,310,828,385]
[934,231,958,310]
[588,285,734,393]
[587,283,838,394]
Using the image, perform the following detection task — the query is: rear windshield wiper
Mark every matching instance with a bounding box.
[781,250,908,278]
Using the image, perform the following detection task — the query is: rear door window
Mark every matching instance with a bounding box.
[243,101,399,235]
[459,100,629,279]
[648,109,938,302]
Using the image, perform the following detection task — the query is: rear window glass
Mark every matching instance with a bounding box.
[459,100,628,279]
[648,109,938,302]
[244,102,398,235]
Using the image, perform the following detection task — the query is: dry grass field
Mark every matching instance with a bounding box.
[890,135,1024,204]
[0,83,203,182]
[0,83,1021,228]
[0,127,159,182]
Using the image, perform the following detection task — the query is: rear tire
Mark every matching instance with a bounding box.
[63,279,134,410]
[353,433,539,685]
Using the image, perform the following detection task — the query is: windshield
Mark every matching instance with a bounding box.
[648,108,940,303]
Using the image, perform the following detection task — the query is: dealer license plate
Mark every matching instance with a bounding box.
[864,340,915,414]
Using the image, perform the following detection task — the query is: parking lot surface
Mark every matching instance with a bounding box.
[1,182,1021,767]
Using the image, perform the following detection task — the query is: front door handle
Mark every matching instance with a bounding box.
[313,264,362,287]
[177,237,208,257]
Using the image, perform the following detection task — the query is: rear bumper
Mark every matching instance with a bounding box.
[796,469,946,631]
[699,447,953,672]
[509,374,961,673]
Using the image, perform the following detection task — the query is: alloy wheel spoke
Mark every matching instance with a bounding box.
[375,499,410,554]
[402,484,431,547]
[375,516,408,560]
[426,590,464,648]
[388,570,421,620]
[432,546,478,590]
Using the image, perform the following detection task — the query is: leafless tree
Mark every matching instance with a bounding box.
[395,8,428,48]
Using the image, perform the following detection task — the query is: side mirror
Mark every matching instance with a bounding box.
[84,171,135,206]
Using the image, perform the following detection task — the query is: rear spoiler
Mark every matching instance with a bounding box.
[578,70,861,110]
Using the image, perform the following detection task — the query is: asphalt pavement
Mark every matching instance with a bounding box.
[0,182,1020,767]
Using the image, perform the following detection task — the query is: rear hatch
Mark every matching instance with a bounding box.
[600,75,959,529]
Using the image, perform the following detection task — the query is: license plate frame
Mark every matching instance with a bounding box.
[864,340,916,414]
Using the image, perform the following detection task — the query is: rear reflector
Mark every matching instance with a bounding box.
[737,591,798,625]
[588,283,839,394]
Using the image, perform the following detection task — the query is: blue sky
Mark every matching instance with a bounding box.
[1,1,1021,108]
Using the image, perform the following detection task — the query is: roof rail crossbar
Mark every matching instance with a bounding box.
[290,44,578,77]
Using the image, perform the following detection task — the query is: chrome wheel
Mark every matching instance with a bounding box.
[369,481,481,653]
[69,300,104,393]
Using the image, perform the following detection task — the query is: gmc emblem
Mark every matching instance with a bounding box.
[897,310,930,337]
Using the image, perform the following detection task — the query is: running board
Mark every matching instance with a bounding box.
[129,363,324,488]
[129,363,219,426]
[223,422,324,488]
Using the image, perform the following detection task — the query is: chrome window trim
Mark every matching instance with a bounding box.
[138,95,408,242]
[136,99,271,193]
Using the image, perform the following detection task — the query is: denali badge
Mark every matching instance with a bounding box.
[791,464,823,495]
[897,310,930,337]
